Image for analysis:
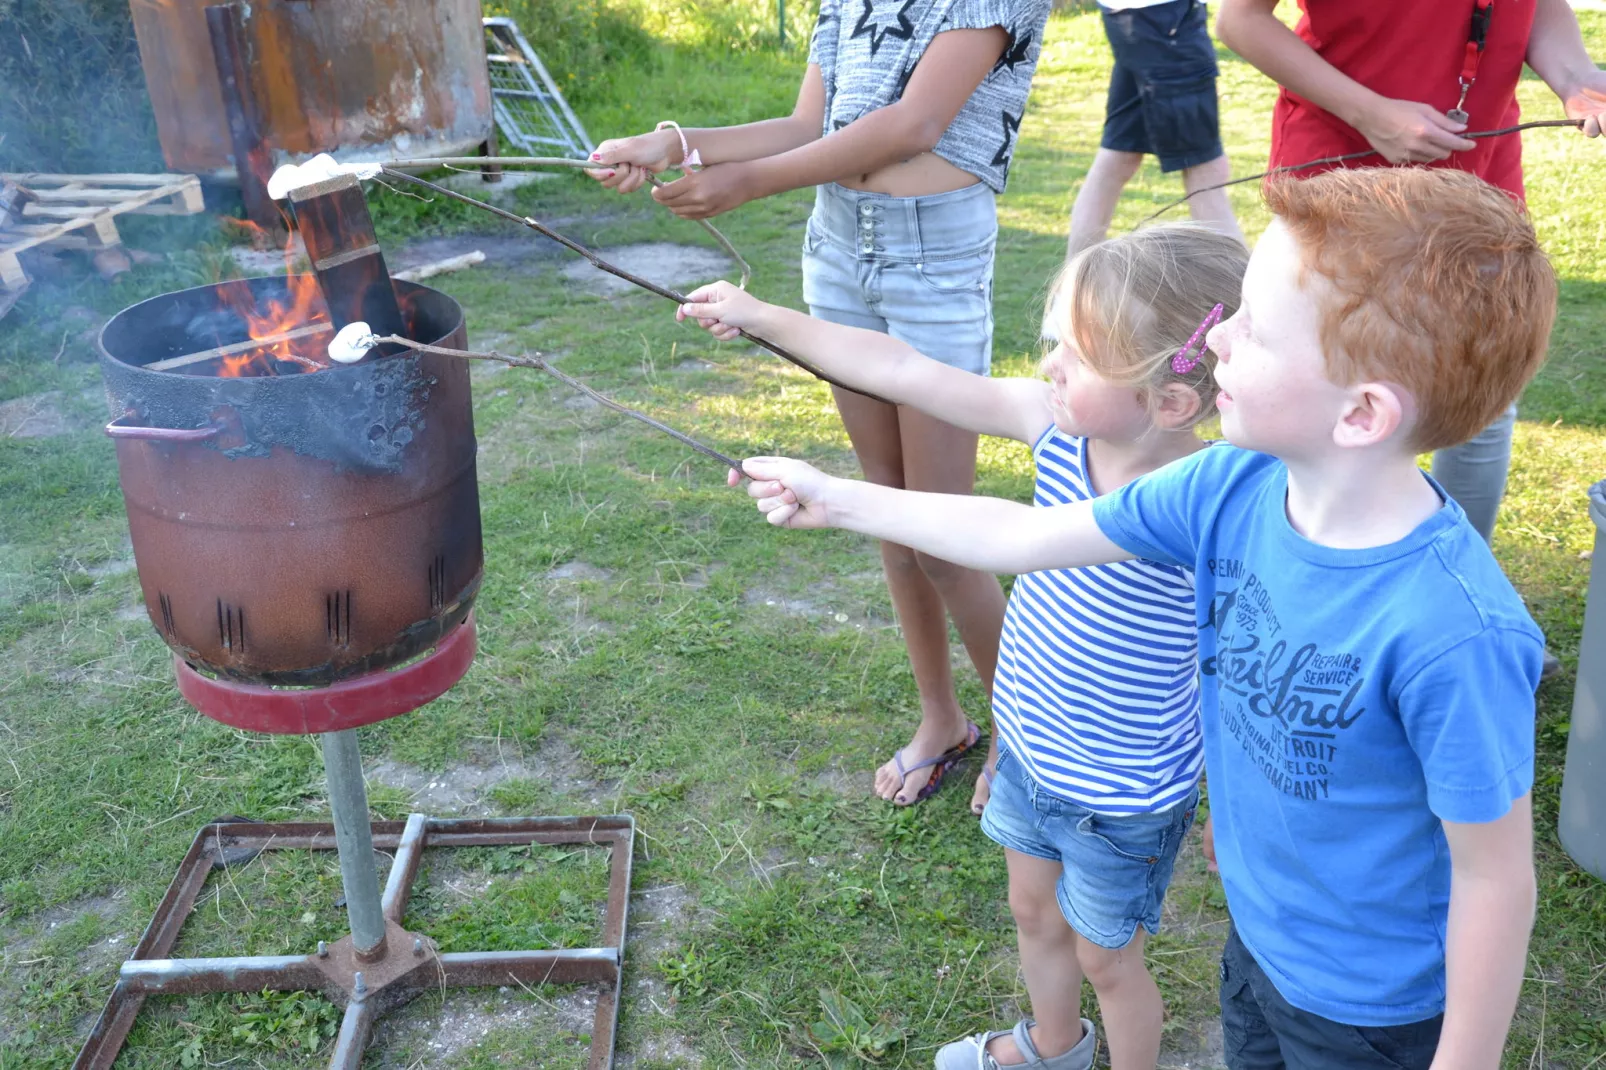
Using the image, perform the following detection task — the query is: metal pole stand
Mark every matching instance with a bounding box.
[74,728,634,1068]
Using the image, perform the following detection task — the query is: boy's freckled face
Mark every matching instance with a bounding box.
[1207,220,1346,458]
[1044,339,1148,441]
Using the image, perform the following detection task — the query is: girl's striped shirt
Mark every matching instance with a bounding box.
[993,428,1204,814]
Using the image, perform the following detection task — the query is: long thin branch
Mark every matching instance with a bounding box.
[1137,118,1586,225]
[375,167,896,407]
[384,155,753,290]
[374,334,747,473]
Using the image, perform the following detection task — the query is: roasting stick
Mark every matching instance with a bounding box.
[330,324,747,473]
[383,155,754,290]
[372,166,896,408]
[267,155,892,405]
[1138,117,1587,224]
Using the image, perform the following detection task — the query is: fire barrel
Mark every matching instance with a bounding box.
[98,276,483,688]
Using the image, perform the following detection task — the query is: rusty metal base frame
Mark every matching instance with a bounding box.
[74,814,634,1069]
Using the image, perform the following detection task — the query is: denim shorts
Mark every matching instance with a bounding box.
[1220,924,1444,1070]
[801,181,995,376]
[980,747,1198,949]
[1101,0,1224,172]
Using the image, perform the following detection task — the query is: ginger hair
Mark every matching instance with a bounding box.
[1048,223,1247,428]
[1264,167,1557,451]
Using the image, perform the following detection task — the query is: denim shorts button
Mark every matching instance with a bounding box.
[859,203,872,216]
[861,244,873,253]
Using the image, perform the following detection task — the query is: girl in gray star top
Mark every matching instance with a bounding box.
[590,0,1053,813]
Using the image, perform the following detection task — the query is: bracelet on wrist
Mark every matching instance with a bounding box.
[655,120,703,171]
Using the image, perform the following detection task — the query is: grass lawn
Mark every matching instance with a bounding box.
[2,3,1605,1066]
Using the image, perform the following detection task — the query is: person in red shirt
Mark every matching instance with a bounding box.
[1217,0,1603,201]
[1215,0,1603,680]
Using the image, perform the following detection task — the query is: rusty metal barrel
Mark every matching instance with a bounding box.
[97,276,483,687]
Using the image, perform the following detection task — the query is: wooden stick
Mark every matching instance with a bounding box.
[375,334,746,473]
[382,155,753,290]
[1137,117,1587,225]
[376,167,896,407]
[392,250,485,282]
[146,322,332,372]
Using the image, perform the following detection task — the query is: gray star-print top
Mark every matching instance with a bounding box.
[807,0,1053,193]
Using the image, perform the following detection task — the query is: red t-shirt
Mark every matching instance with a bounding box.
[1269,0,1534,199]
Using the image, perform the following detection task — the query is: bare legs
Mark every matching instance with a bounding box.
[1066,148,1245,258]
[832,385,1008,804]
[985,849,1164,1070]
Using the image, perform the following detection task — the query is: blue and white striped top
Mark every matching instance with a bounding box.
[993,428,1204,814]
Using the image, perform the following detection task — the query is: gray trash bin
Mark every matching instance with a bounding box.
[1560,480,1606,882]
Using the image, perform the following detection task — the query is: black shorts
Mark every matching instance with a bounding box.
[1220,923,1444,1070]
[1100,0,1224,172]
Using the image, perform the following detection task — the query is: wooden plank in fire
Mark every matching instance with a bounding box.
[288,173,407,355]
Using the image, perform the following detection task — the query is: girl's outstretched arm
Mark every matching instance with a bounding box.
[680,282,1054,444]
[733,457,1131,574]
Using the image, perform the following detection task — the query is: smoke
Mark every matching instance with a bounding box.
[0,0,164,172]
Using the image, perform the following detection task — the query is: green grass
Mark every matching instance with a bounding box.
[2,3,1605,1067]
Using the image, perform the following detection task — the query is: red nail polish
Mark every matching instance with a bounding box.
[591,152,602,161]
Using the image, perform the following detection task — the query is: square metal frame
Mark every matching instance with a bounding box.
[74,814,634,1069]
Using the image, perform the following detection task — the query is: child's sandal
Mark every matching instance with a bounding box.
[934,1017,1096,1070]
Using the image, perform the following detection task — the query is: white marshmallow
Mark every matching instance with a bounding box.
[267,154,385,200]
[328,321,378,364]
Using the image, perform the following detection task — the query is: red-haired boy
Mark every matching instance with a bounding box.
[736,166,1556,1068]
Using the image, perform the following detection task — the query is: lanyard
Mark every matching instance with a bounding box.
[1448,0,1494,123]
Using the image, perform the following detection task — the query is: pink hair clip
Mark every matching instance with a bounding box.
[1172,303,1224,375]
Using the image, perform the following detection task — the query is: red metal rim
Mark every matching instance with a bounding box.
[174,616,476,734]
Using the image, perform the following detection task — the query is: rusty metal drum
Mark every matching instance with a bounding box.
[129,0,494,176]
[97,276,483,686]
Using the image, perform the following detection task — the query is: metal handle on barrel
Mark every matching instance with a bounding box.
[105,415,223,442]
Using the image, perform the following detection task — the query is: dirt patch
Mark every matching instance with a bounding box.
[366,983,605,1068]
[227,235,309,277]
[627,883,697,964]
[115,603,148,622]
[742,586,823,618]
[548,561,614,582]
[0,392,75,438]
[367,752,546,816]
[672,359,714,373]
[2,889,128,967]
[615,1031,706,1069]
[86,556,136,580]
[561,243,733,298]
[1160,1020,1225,1070]
[811,763,867,800]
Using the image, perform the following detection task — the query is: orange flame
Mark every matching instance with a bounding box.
[216,216,330,377]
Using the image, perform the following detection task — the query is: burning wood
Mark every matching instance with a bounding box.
[287,172,405,359]
[146,323,333,374]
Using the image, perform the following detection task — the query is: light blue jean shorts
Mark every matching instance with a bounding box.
[801,181,996,376]
[981,746,1199,949]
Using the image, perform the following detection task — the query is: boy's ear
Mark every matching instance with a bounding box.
[1333,381,1410,449]
[1153,382,1203,429]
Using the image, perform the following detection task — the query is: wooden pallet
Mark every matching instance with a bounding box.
[0,172,205,291]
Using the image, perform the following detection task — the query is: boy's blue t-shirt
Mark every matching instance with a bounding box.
[1092,445,1541,1026]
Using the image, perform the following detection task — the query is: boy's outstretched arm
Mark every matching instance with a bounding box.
[681,282,1055,444]
[1433,795,1537,1069]
[734,457,1132,574]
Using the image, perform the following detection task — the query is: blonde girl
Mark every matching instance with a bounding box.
[679,223,1246,1070]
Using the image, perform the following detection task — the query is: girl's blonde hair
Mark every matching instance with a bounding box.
[1047,223,1248,428]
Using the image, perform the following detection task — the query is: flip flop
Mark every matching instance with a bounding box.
[889,720,981,805]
